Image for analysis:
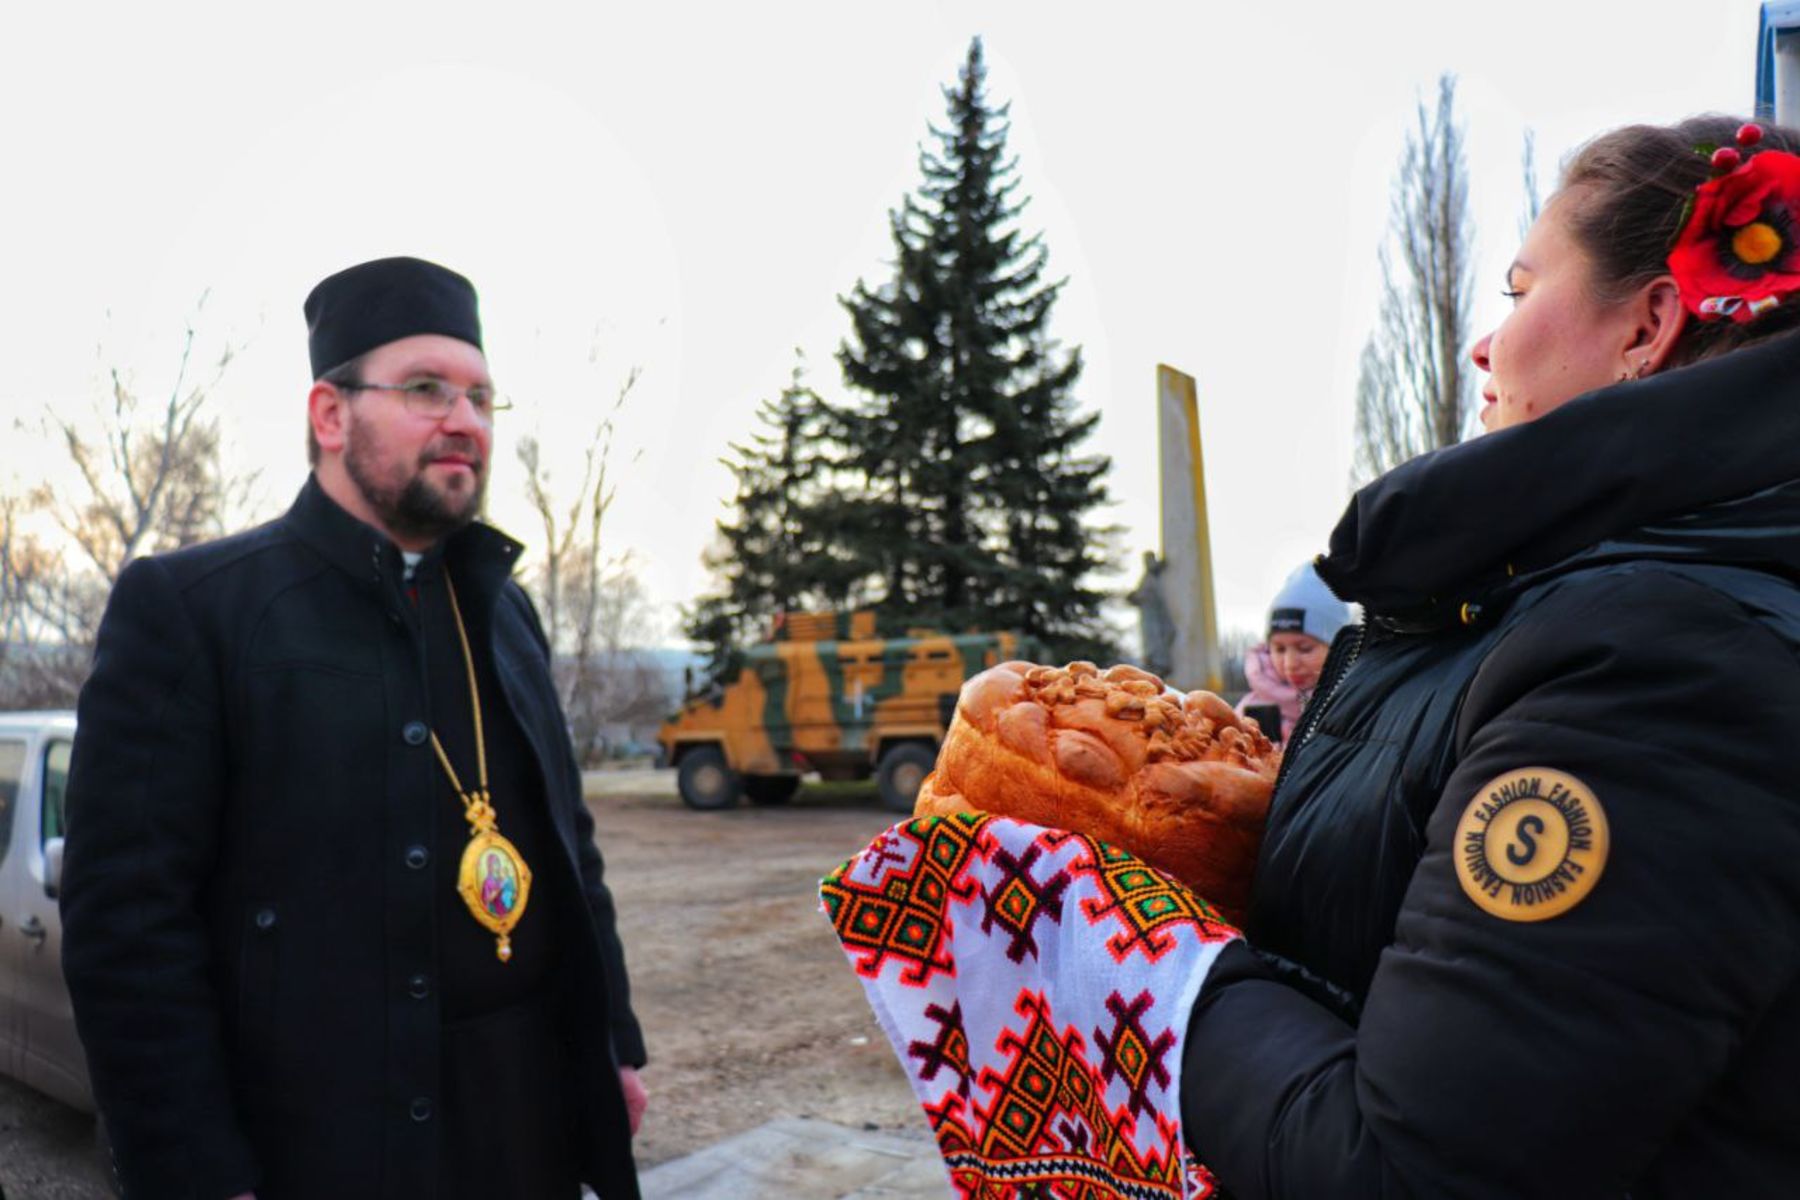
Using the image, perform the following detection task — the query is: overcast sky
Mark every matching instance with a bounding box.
[0,1,1768,643]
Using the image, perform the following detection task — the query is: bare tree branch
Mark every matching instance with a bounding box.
[515,364,665,764]
[1,306,256,705]
[1354,73,1475,484]
[1520,128,1543,244]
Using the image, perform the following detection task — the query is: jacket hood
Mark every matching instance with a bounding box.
[1319,331,1800,621]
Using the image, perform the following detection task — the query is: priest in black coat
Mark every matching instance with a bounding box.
[61,257,648,1200]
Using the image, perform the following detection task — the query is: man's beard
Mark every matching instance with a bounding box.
[344,431,487,545]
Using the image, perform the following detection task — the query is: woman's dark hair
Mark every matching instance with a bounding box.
[1561,114,1800,368]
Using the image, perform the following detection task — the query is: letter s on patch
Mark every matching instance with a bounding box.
[1452,767,1609,922]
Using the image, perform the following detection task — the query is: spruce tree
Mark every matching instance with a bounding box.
[686,357,865,674]
[835,37,1116,660]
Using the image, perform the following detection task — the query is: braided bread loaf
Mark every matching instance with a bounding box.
[914,660,1280,923]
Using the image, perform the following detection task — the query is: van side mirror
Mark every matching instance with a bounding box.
[43,836,64,900]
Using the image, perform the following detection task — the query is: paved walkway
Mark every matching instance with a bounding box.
[640,1117,946,1199]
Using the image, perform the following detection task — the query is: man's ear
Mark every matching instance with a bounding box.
[309,382,350,456]
[1627,276,1688,376]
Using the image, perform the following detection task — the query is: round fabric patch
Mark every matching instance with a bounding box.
[1453,767,1609,922]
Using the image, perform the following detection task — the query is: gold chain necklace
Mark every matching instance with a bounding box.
[429,574,532,963]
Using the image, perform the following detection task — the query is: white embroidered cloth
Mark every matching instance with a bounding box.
[822,813,1238,1199]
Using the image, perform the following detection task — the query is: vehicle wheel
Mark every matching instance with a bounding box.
[744,775,800,806]
[876,743,937,813]
[677,747,742,810]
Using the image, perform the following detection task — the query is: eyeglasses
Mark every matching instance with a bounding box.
[340,378,513,421]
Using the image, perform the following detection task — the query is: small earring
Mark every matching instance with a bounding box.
[1634,358,1650,379]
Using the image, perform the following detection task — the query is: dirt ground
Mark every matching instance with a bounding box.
[599,775,928,1169]
[0,774,925,1195]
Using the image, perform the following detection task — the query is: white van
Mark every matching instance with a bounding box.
[0,710,92,1114]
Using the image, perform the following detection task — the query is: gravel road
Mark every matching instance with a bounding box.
[0,1072,110,1199]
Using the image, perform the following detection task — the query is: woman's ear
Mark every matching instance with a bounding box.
[1626,276,1687,377]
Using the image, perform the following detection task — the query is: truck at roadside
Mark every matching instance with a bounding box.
[660,612,1041,812]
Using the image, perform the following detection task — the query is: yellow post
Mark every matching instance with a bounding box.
[1156,365,1224,693]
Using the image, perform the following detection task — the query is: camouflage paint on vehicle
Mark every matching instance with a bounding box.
[659,614,1041,785]
[668,658,779,774]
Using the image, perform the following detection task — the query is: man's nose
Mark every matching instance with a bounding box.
[439,392,488,435]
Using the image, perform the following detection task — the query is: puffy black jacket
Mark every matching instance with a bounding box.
[1182,334,1800,1199]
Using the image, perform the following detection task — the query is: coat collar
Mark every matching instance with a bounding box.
[284,474,525,601]
[1319,330,1800,624]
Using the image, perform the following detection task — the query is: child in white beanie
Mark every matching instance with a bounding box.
[1235,561,1353,745]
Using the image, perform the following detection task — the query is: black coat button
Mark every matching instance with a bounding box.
[404,845,429,870]
[407,973,430,999]
[409,1097,432,1122]
[253,908,277,932]
[402,721,428,746]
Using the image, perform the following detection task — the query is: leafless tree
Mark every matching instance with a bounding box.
[1520,128,1544,243]
[1353,74,1475,484]
[518,366,635,653]
[44,319,255,580]
[516,367,669,763]
[0,499,49,701]
[0,310,256,706]
[557,561,670,762]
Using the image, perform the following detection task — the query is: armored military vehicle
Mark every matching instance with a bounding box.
[660,611,1041,812]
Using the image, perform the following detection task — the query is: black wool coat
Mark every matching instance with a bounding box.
[60,478,646,1200]
[1183,334,1800,1199]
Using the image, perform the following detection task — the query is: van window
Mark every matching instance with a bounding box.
[41,739,71,845]
[0,738,24,858]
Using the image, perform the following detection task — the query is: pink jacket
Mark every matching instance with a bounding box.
[1235,643,1305,744]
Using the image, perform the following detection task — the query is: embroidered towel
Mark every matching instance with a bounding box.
[823,813,1238,1199]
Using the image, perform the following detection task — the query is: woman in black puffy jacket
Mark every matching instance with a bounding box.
[1181,115,1800,1199]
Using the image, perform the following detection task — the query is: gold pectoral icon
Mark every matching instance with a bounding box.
[456,816,533,962]
[432,574,535,963]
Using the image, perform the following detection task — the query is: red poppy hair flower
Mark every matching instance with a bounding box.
[1668,148,1800,323]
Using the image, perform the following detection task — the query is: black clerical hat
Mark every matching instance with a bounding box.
[304,256,483,378]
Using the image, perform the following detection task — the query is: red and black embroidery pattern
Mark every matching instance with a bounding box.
[1079,843,1237,965]
[824,813,985,987]
[823,814,1238,1199]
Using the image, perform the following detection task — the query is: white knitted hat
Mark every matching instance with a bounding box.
[1267,562,1351,646]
